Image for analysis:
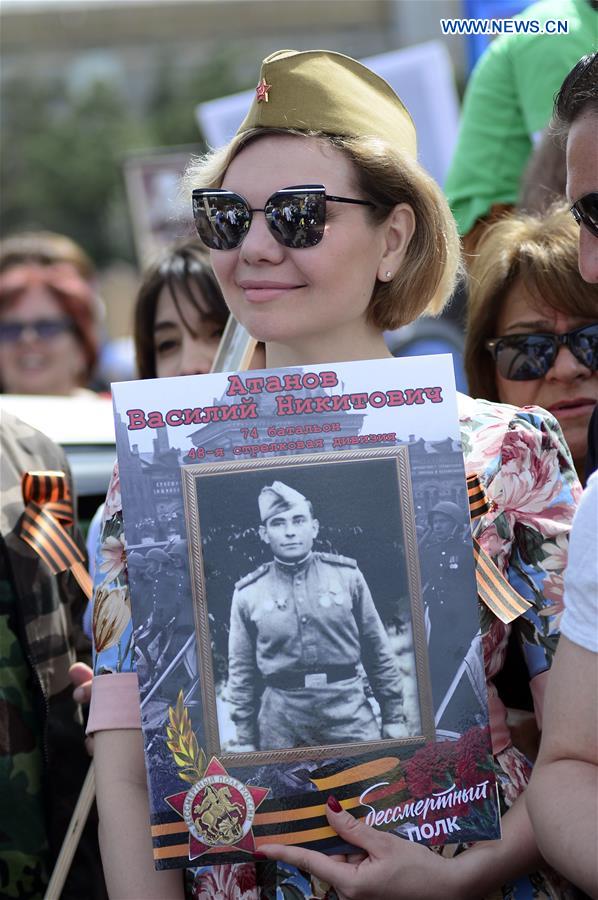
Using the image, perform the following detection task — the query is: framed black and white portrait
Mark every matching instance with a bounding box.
[182,447,434,766]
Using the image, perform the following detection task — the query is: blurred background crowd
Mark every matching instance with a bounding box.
[1,0,594,401]
[2,0,596,500]
[0,0,569,389]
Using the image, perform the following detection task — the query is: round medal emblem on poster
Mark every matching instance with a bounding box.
[183,773,256,847]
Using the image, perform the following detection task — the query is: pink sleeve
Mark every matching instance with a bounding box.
[87,672,142,733]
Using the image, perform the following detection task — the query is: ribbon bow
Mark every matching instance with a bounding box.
[20,470,92,600]
[467,473,532,624]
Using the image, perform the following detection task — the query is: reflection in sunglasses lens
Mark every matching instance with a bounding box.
[496,326,598,380]
[193,189,327,250]
[193,194,251,250]
[265,192,325,248]
[497,336,555,380]
[577,325,598,369]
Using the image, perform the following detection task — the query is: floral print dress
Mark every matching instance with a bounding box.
[90,397,582,900]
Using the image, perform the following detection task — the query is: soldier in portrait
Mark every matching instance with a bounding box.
[418,501,477,704]
[227,481,408,751]
[419,502,472,606]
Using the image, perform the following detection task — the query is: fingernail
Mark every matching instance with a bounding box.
[327,795,343,813]
[73,688,83,703]
[254,851,268,860]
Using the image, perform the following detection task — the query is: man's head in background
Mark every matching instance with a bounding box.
[554,53,598,284]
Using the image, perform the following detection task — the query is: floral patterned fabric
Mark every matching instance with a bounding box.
[91,397,581,899]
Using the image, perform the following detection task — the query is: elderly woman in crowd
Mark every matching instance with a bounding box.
[0,230,101,395]
[465,205,598,484]
[86,50,581,900]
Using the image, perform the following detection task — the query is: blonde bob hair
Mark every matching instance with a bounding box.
[465,204,598,401]
[184,128,462,331]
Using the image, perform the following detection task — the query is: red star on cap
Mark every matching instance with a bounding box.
[256,77,271,103]
[165,757,269,861]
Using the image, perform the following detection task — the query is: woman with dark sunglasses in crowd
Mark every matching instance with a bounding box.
[465,204,598,485]
[0,231,101,395]
[87,50,581,900]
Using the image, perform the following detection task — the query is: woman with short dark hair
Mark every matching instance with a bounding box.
[133,240,229,379]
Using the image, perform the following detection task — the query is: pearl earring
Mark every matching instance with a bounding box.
[385,271,392,280]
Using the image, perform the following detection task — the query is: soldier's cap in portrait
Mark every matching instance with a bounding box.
[237,48,417,160]
[427,501,463,525]
[258,481,309,523]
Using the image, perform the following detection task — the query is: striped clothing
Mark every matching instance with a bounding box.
[0,412,105,900]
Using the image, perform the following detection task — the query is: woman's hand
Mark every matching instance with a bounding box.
[69,662,95,755]
[259,797,460,900]
[69,661,93,704]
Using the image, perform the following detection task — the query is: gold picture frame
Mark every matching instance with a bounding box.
[182,446,435,766]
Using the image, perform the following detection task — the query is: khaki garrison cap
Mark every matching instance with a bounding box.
[236,49,417,160]
[258,481,308,523]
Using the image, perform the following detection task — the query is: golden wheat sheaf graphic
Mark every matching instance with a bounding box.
[166,690,207,784]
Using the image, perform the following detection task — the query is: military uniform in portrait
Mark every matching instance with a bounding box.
[227,481,407,751]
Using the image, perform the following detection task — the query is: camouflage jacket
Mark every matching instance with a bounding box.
[0,412,105,900]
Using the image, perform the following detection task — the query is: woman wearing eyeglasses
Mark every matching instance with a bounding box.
[465,204,598,485]
[88,51,581,900]
[0,231,100,395]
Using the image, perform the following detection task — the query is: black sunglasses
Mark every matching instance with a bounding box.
[570,193,598,238]
[0,318,74,343]
[191,184,374,250]
[485,323,598,381]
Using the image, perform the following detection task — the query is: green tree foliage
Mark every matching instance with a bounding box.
[1,46,250,266]
[1,75,140,264]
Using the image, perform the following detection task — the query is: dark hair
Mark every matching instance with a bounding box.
[553,52,598,136]
[134,240,228,379]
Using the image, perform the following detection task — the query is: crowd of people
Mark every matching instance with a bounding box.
[1,4,597,899]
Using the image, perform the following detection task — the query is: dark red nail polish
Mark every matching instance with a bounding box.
[327,795,343,813]
[254,851,268,860]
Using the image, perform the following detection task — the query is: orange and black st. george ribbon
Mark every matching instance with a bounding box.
[20,470,92,600]
[467,473,531,623]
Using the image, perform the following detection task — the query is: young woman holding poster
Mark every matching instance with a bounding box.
[88,51,581,899]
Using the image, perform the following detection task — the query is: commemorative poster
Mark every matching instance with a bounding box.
[110,355,501,869]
